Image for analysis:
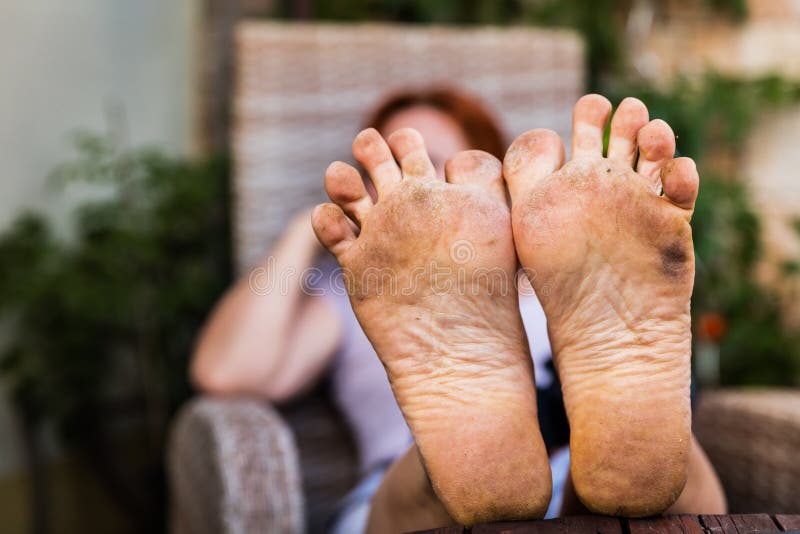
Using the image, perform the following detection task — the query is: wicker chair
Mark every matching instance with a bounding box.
[166,22,800,534]
[693,389,800,514]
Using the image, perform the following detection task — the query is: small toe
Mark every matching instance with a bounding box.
[386,127,437,181]
[352,128,402,197]
[311,203,357,257]
[324,161,373,226]
[637,119,676,191]
[503,129,565,203]
[445,150,505,202]
[571,94,612,160]
[607,97,649,167]
[661,157,699,210]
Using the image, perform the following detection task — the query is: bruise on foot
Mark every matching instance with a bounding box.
[661,241,690,279]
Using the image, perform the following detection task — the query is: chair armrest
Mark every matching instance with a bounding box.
[693,388,800,513]
[167,396,304,534]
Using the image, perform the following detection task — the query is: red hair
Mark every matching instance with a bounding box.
[363,86,506,160]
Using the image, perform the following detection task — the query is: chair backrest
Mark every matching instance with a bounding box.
[232,21,585,274]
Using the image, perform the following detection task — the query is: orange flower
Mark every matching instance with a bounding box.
[698,312,726,341]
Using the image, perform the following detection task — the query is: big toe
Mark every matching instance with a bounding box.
[503,129,565,203]
[571,94,612,159]
[445,150,505,202]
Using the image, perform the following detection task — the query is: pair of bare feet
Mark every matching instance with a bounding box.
[311,95,698,524]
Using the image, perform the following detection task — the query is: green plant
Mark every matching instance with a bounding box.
[693,175,800,385]
[609,74,800,385]
[612,74,800,160]
[0,132,230,530]
[707,0,748,20]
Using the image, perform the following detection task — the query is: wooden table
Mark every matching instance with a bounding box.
[412,514,800,533]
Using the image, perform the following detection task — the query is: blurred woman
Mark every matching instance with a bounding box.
[190,87,565,532]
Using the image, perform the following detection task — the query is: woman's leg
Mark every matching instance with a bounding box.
[666,435,727,514]
[366,446,454,533]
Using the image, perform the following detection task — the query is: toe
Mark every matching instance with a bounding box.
[503,129,565,202]
[386,128,437,181]
[352,128,402,197]
[311,203,357,257]
[607,97,649,167]
[661,157,699,210]
[636,119,676,191]
[571,94,612,160]
[444,150,505,202]
[324,161,373,226]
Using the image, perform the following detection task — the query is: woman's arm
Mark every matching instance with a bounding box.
[190,212,342,400]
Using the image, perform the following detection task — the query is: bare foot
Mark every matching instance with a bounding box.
[504,95,699,516]
[311,128,551,524]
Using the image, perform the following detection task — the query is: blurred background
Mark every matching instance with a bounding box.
[2,0,800,533]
